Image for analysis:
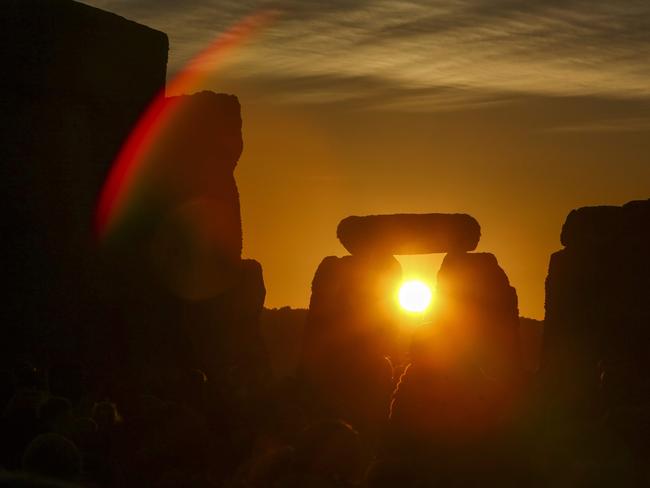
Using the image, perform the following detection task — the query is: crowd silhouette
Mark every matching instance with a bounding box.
[2,1,650,486]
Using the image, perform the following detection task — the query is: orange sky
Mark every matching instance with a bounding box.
[229,89,650,318]
[85,0,650,318]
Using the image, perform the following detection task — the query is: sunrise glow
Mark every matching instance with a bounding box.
[398,280,433,313]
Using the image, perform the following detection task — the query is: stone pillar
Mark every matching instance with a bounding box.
[390,251,522,443]
[301,254,402,433]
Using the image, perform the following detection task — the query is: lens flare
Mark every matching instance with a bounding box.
[398,280,433,313]
[94,10,277,239]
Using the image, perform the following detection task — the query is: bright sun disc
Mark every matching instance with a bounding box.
[398,280,433,313]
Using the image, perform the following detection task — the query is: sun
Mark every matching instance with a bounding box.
[398,280,433,313]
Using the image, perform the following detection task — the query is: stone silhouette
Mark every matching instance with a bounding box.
[183,259,269,396]
[532,198,650,483]
[103,91,270,400]
[543,199,650,416]
[435,252,522,381]
[1,0,168,363]
[337,213,480,255]
[124,91,245,301]
[301,212,521,440]
[390,252,522,443]
[301,254,401,433]
[1,0,270,407]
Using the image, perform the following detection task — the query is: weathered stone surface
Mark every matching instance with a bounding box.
[389,356,505,444]
[177,258,272,455]
[0,0,168,361]
[543,198,650,414]
[185,259,270,392]
[141,92,244,300]
[390,252,521,443]
[301,254,402,433]
[560,199,650,249]
[0,3,272,469]
[337,213,480,255]
[96,91,251,390]
[435,252,522,379]
[0,1,260,395]
[306,255,402,333]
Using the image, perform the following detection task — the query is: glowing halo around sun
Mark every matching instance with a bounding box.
[398,280,433,313]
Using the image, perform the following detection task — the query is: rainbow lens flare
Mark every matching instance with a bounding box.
[94,10,277,240]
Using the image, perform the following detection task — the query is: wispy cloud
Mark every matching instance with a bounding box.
[84,0,650,109]
[543,117,650,133]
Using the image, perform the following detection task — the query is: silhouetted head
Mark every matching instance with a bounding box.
[246,446,295,488]
[294,420,363,484]
[91,401,120,431]
[0,471,79,487]
[176,368,208,409]
[365,459,420,488]
[12,361,42,390]
[3,389,46,420]
[22,434,82,481]
[39,396,72,432]
[185,368,208,385]
[47,363,86,404]
[64,417,98,451]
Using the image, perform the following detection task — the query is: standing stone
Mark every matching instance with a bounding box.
[0,1,272,405]
[542,199,650,414]
[129,92,244,301]
[0,0,168,363]
[390,252,521,443]
[184,259,270,397]
[301,254,402,433]
[106,91,270,394]
[435,252,522,381]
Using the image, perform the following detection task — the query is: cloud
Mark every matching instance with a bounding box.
[213,71,513,112]
[83,0,650,110]
[543,117,650,133]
